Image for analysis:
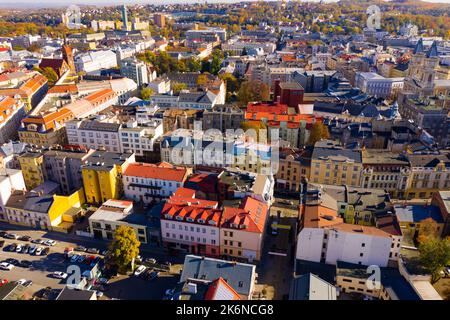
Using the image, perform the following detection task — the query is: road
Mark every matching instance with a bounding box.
[0,223,183,300]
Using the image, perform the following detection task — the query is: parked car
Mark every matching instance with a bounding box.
[15,244,23,253]
[64,247,74,257]
[148,271,160,280]
[0,240,4,248]
[445,267,450,277]
[18,235,31,242]
[75,246,87,252]
[22,244,30,254]
[16,279,27,285]
[43,240,56,246]
[4,233,18,240]
[52,271,68,279]
[35,247,43,256]
[96,291,104,298]
[5,258,19,265]
[0,279,8,287]
[42,247,50,256]
[31,239,44,244]
[0,262,14,270]
[18,260,32,268]
[87,248,99,254]
[134,265,147,276]
[100,250,109,256]
[8,243,17,252]
[165,289,174,297]
[23,280,33,287]
[0,231,7,237]
[145,258,157,264]
[70,254,80,263]
[97,278,109,285]
[28,245,37,255]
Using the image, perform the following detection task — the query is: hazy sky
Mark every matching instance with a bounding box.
[0,0,448,8]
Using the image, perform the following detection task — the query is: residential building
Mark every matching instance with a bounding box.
[289,273,337,300]
[395,204,445,239]
[0,96,26,144]
[4,188,85,231]
[43,148,95,195]
[123,162,191,204]
[74,50,118,73]
[163,109,202,133]
[220,196,269,262]
[81,150,135,204]
[170,277,241,300]
[0,168,26,220]
[66,119,122,153]
[202,105,244,133]
[119,119,163,157]
[120,58,150,86]
[89,199,149,243]
[17,151,45,190]
[161,192,222,257]
[431,191,450,237]
[180,254,256,300]
[153,13,166,28]
[38,58,70,78]
[310,140,363,187]
[276,147,312,192]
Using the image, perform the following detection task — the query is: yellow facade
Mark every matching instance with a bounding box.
[82,165,125,204]
[48,188,86,225]
[18,153,45,190]
[310,159,363,187]
[18,128,67,147]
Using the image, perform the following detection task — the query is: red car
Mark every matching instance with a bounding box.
[0,279,8,287]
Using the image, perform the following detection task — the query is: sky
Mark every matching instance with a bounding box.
[0,0,448,9]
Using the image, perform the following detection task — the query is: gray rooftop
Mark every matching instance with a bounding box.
[395,204,444,224]
[180,255,256,297]
[289,273,337,300]
[312,140,362,163]
[79,120,121,132]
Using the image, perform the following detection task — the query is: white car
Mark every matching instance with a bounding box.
[134,265,146,276]
[52,271,68,279]
[16,279,27,285]
[35,247,43,256]
[15,244,23,253]
[44,240,57,246]
[28,245,37,255]
[165,289,174,297]
[0,262,14,270]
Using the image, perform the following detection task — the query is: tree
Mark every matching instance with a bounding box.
[308,122,330,146]
[172,82,187,94]
[237,81,270,106]
[34,66,58,86]
[106,226,140,274]
[140,87,154,100]
[196,74,209,86]
[419,237,450,283]
[417,218,441,244]
[219,73,239,93]
[210,49,224,75]
[186,58,202,72]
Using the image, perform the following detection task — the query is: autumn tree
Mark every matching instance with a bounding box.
[172,82,187,94]
[419,237,450,283]
[106,226,141,274]
[417,218,441,244]
[307,122,330,146]
[34,66,58,86]
[140,87,154,100]
[237,81,270,106]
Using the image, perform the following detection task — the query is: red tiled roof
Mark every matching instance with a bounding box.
[204,277,241,300]
[173,187,196,198]
[123,162,188,182]
[247,102,288,114]
[161,195,221,225]
[48,84,78,95]
[220,197,268,233]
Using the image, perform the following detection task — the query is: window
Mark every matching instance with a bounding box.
[361,243,365,247]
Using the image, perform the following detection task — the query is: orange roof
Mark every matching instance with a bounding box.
[247,102,288,114]
[173,187,196,198]
[324,223,391,238]
[303,205,343,229]
[85,88,116,105]
[22,107,74,131]
[123,162,188,182]
[0,73,47,98]
[48,84,78,95]
[161,196,221,225]
[246,112,319,125]
[220,197,268,233]
[0,97,21,125]
[204,277,241,300]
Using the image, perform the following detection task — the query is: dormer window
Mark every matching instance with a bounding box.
[176,216,183,221]
[208,220,216,226]
[198,219,205,224]
[186,217,194,223]
[164,214,172,219]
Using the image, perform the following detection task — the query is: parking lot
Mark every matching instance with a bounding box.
[0,225,183,300]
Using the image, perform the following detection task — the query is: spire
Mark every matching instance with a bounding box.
[426,41,438,58]
[413,38,424,54]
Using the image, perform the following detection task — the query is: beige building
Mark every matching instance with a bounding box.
[310,140,363,187]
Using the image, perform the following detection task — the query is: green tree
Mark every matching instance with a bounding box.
[419,237,450,283]
[140,87,154,100]
[186,58,202,72]
[106,226,141,274]
[237,81,270,106]
[34,66,58,86]
[210,49,224,75]
[308,122,330,146]
[219,73,239,93]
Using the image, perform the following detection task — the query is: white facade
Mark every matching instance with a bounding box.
[66,120,122,153]
[355,72,404,98]
[0,97,26,145]
[296,227,392,267]
[0,169,26,217]
[75,50,118,73]
[161,219,220,249]
[119,120,163,157]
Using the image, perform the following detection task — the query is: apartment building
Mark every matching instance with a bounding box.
[43,148,95,195]
[310,140,363,187]
[354,72,404,99]
[275,147,312,192]
[74,50,118,73]
[122,162,191,204]
[17,151,45,190]
[161,193,222,257]
[119,120,163,157]
[202,105,244,133]
[0,168,26,220]
[0,96,26,144]
[220,196,269,262]
[66,119,122,153]
[81,150,135,204]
